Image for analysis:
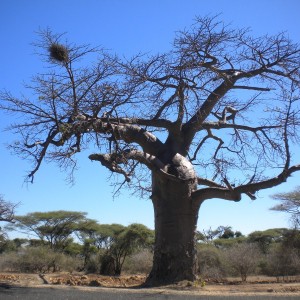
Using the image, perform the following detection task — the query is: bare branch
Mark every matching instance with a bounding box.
[1,17,300,205]
[232,85,273,92]
[197,177,224,188]
[0,196,18,223]
[193,164,300,204]
[89,153,131,182]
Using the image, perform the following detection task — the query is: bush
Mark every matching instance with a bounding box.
[197,244,226,279]
[0,246,82,273]
[99,253,116,275]
[261,244,300,280]
[0,252,19,271]
[84,253,102,274]
[122,249,153,274]
[224,243,261,282]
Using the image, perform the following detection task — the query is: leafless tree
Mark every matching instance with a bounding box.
[224,243,261,282]
[1,16,300,285]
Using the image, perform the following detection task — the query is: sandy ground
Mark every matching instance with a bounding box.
[0,273,300,297]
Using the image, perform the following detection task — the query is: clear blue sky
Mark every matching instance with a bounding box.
[0,0,299,236]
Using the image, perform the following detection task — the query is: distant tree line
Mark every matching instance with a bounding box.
[197,226,300,281]
[0,187,299,281]
[0,210,154,275]
[0,209,300,282]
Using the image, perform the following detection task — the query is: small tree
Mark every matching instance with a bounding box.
[101,223,154,276]
[225,243,260,282]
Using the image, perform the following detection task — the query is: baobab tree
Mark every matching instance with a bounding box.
[1,16,300,285]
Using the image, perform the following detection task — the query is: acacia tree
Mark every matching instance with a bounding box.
[100,223,154,276]
[13,211,89,250]
[271,186,300,227]
[1,17,300,285]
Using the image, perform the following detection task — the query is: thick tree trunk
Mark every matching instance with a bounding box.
[146,167,201,286]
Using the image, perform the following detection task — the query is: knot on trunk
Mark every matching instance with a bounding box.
[163,153,196,182]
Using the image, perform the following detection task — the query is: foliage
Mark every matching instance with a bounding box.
[197,226,245,246]
[2,211,154,276]
[248,228,286,254]
[0,237,28,254]
[281,229,300,253]
[213,236,246,249]
[78,222,126,250]
[76,221,154,275]
[271,186,300,228]
[12,211,90,250]
[1,222,300,280]
[80,239,99,271]
[261,244,300,279]
[0,231,8,254]
[0,246,82,273]
[197,244,226,279]
[100,223,154,275]
[63,241,85,257]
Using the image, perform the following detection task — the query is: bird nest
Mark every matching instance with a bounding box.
[49,43,69,63]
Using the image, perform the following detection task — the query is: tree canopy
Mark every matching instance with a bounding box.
[100,223,154,275]
[271,186,300,227]
[1,16,299,198]
[12,210,90,250]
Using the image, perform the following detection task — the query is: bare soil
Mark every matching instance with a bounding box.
[0,273,300,296]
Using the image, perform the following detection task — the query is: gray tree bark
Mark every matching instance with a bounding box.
[145,155,201,285]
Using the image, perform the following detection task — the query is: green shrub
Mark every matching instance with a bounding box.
[84,253,102,274]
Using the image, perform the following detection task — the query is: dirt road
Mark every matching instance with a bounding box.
[1,285,300,300]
